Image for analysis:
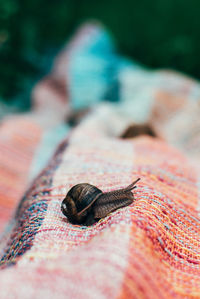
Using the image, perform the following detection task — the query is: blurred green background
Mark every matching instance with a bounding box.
[0,0,200,108]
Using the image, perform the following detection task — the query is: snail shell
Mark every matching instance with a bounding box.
[61,183,102,225]
[121,123,156,139]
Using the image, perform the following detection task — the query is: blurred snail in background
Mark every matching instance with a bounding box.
[121,123,156,139]
[61,178,140,226]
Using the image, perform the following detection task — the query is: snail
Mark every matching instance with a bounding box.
[121,123,156,139]
[61,178,140,226]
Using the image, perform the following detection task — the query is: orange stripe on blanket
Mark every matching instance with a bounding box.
[0,118,42,231]
[119,137,200,299]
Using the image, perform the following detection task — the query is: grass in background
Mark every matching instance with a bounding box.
[0,0,200,107]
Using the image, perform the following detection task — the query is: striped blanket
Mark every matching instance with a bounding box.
[0,23,200,298]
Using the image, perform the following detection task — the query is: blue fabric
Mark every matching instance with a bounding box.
[68,24,140,110]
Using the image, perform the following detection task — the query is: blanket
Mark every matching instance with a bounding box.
[0,22,200,299]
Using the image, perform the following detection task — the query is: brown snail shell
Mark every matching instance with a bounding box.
[61,183,102,225]
[61,178,140,226]
[121,123,156,139]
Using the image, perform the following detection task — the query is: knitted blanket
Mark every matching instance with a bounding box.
[0,23,200,299]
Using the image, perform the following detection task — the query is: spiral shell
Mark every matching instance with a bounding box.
[61,183,102,225]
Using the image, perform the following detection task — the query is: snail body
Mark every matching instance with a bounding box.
[61,178,140,226]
